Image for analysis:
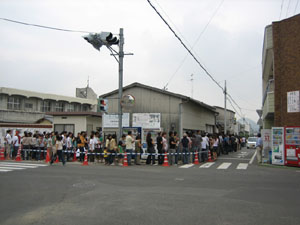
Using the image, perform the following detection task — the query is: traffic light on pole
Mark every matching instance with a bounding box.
[98,99,108,112]
[99,32,119,46]
[83,33,103,51]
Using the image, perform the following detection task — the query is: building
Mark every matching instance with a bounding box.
[214,106,236,134]
[261,14,300,129]
[0,86,100,135]
[100,82,217,138]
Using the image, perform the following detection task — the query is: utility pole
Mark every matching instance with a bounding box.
[118,28,124,140]
[83,28,132,140]
[224,80,227,135]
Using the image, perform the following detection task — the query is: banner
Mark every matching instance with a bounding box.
[103,113,129,128]
[132,113,161,129]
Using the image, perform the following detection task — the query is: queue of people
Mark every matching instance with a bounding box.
[2,129,246,166]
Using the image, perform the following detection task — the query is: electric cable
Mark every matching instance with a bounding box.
[147,0,247,119]
[295,0,300,14]
[0,17,93,33]
[279,0,285,19]
[286,0,292,17]
[163,0,225,89]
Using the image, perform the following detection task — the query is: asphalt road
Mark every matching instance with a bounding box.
[0,148,300,225]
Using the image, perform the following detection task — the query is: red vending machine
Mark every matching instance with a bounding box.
[284,127,300,167]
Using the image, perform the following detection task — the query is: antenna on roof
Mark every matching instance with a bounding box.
[87,76,90,88]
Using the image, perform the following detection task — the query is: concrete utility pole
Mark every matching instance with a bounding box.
[118,28,124,139]
[224,80,227,135]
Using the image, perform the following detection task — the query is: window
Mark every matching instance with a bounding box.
[66,104,75,112]
[55,102,64,112]
[40,101,51,112]
[25,103,33,109]
[82,104,89,112]
[54,124,74,134]
[7,96,20,110]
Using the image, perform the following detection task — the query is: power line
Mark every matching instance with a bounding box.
[163,0,225,89]
[295,0,300,14]
[146,0,224,91]
[279,0,285,19]
[286,0,292,17]
[0,17,93,33]
[146,0,246,118]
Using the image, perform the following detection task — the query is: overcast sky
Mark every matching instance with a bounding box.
[1,0,299,122]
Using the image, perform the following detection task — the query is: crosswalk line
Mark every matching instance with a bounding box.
[0,166,26,170]
[236,163,248,170]
[199,162,215,168]
[179,164,194,168]
[0,162,48,167]
[0,164,38,168]
[217,162,232,169]
[0,169,13,172]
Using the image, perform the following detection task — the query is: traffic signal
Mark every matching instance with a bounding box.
[83,33,103,51]
[99,32,119,46]
[98,99,108,112]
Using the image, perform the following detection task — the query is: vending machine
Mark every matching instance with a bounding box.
[271,127,285,165]
[284,126,300,167]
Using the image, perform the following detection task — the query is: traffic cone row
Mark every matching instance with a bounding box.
[45,148,51,163]
[162,152,169,167]
[123,152,128,167]
[15,146,22,162]
[207,150,213,162]
[193,151,199,165]
[72,149,77,162]
[82,151,88,166]
[55,153,59,163]
[0,147,5,160]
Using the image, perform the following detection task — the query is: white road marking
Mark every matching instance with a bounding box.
[0,163,39,168]
[217,163,232,169]
[0,162,48,167]
[0,166,26,170]
[179,164,194,168]
[199,162,215,168]
[236,163,248,170]
[0,169,13,172]
[249,150,257,164]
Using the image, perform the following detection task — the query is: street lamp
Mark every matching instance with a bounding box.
[83,28,126,139]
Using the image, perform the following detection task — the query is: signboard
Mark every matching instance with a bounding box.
[103,113,129,128]
[287,91,300,113]
[132,113,161,129]
[262,129,271,151]
[271,127,285,165]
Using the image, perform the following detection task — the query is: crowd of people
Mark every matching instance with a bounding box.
[2,129,247,166]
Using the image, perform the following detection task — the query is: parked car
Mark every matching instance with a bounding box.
[247,137,257,149]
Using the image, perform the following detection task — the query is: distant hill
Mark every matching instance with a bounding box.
[238,118,260,133]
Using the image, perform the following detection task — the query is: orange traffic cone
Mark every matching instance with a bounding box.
[72,149,77,162]
[123,152,128,167]
[82,151,88,166]
[55,153,59,163]
[15,146,22,161]
[162,151,169,167]
[194,151,199,165]
[207,150,213,162]
[0,147,5,160]
[45,148,51,163]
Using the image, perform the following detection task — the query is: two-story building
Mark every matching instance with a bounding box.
[0,86,101,136]
[261,14,300,129]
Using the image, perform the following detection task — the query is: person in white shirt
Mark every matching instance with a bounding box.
[66,133,73,161]
[4,130,12,159]
[12,130,21,160]
[201,133,208,162]
[125,131,135,166]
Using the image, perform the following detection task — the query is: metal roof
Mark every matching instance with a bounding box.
[99,82,217,113]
